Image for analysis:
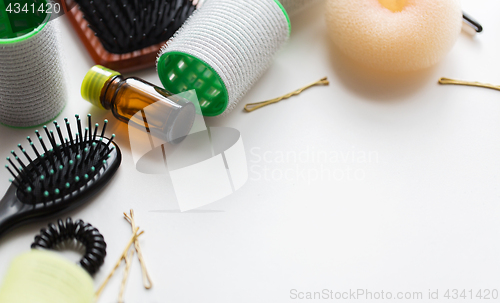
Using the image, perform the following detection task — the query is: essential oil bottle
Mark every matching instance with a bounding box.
[81,65,196,144]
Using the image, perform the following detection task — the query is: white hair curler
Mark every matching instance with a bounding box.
[157,0,290,117]
[0,4,66,127]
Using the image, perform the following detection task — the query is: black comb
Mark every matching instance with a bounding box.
[0,114,122,238]
[74,0,196,54]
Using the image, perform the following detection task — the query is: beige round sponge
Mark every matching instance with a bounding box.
[325,0,462,72]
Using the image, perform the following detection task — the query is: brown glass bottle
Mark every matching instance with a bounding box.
[82,65,196,144]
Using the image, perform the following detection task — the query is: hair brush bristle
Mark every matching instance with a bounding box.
[74,0,196,54]
[0,114,121,238]
[5,114,117,205]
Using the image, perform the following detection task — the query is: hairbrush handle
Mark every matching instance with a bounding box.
[0,185,25,239]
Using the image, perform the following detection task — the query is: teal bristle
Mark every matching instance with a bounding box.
[4,114,117,204]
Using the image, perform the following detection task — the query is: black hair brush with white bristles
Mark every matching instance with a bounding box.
[0,114,121,239]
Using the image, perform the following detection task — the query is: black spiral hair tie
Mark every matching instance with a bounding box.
[31,218,107,275]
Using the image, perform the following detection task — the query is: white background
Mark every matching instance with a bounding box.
[0,1,499,302]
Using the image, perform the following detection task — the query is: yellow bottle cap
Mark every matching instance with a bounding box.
[81,65,121,109]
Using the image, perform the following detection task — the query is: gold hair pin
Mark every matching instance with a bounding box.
[438,77,500,92]
[95,209,152,302]
[244,77,330,112]
[124,210,153,290]
[95,227,143,300]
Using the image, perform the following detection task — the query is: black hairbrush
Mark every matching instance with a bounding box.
[0,114,121,238]
[75,0,196,54]
[64,0,198,72]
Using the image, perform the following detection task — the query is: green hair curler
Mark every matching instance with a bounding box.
[0,250,94,303]
[156,0,290,117]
